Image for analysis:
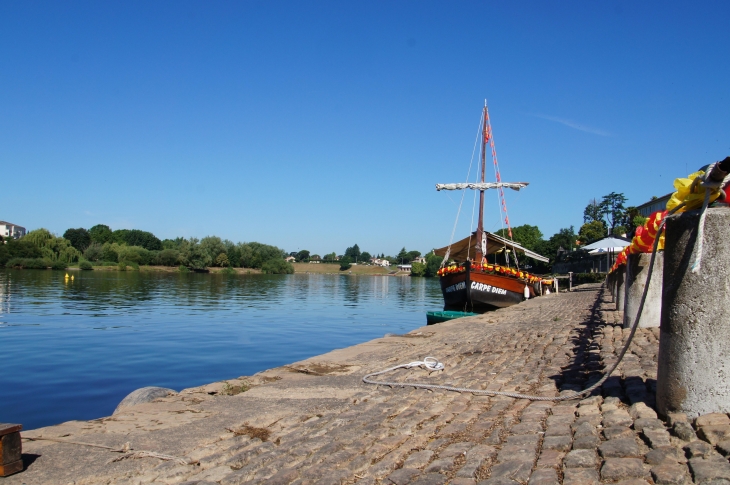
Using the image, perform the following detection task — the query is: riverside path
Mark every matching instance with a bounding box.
[8,283,728,484]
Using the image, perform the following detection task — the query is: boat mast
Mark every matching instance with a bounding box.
[476,103,487,262]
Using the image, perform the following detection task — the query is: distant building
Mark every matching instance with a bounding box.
[370,258,390,267]
[636,193,672,218]
[0,221,26,240]
[285,256,296,263]
[397,264,412,272]
[412,256,426,264]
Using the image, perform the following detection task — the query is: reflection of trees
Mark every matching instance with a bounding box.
[0,270,445,320]
[342,276,361,307]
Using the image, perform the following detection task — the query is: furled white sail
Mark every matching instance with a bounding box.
[435,182,528,191]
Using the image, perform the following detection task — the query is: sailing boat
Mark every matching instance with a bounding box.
[434,103,548,310]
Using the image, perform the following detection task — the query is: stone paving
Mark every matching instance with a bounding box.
[9,283,730,484]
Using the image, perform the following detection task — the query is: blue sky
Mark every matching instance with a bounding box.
[2,1,728,257]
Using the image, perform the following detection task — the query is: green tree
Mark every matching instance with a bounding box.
[600,192,628,234]
[612,225,628,237]
[200,236,227,265]
[117,245,151,265]
[424,251,443,277]
[344,244,361,262]
[155,249,181,266]
[63,228,91,251]
[535,226,577,266]
[162,237,186,250]
[180,238,212,269]
[360,251,372,262]
[238,242,287,269]
[89,224,113,244]
[112,229,163,251]
[632,215,648,229]
[339,256,352,270]
[226,243,241,267]
[323,252,337,262]
[24,228,81,263]
[411,262,426,276]
[578,221,607,245]
[215,253,230,267]
[396,247,408,263]
[83,242,103,261]
[101,242,121,262]
[583,198,605,224]
[0,238,42,267]
[296,250,310,262]
[496,224,543,251]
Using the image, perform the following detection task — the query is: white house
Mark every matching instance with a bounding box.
[285,256,296,263]
[397,264,412,272]
[370,258,390,267]
[412,256,426,264]
[0,221,26,240]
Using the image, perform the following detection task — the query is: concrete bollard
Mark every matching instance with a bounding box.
[615,266,626,312]
[657,208,730,418]
[607,272,615,301]
[623,252,663,329]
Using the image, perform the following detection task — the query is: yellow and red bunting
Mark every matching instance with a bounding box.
[608,167,723,274]
[437,262,543,284]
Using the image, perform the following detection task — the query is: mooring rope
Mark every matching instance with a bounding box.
[364,203,687,401]
[22,436,192,466]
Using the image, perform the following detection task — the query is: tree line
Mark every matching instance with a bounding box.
[0,224,294,274]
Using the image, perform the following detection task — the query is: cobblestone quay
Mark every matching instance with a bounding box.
[10,283,730,484]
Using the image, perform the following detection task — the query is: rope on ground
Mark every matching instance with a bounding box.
[22,436,192,466]
[363,203,686,401]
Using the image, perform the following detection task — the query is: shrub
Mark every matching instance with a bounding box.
[215,252,230,267]
[118,261,139,271]
[339,256,352,271]
[221,266,236,275]
[84,242,104,262]
[261,258,294,274]
[117,246,150,265]
[572,272,606,285]
[410,262,426,277]
[79,261,93,270]
[51,260,67,270]
[151,249,180,266]
[102,242,120,262]
[6,258,53,269]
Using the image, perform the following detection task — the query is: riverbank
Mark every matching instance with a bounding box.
[63,262,404,275]
[10,283,712,485]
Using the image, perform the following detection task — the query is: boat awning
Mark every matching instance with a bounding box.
[433,232,549,263]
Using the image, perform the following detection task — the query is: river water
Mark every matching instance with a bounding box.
[0,269,443,430]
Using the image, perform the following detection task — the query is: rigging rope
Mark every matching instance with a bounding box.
[364,202,685,401]
[442,111,485,268]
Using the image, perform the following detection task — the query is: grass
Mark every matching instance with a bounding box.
[291,262,398,275]
[227,423,270,442]
[221,380,249,396]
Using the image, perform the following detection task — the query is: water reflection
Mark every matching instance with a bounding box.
[0,270,442,430]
